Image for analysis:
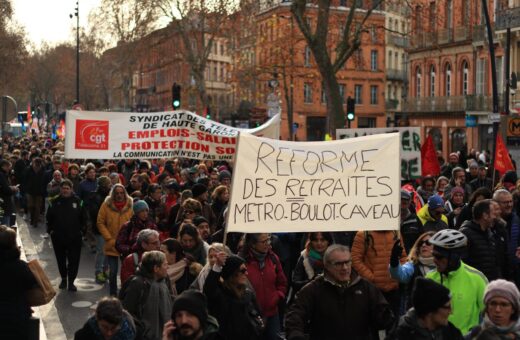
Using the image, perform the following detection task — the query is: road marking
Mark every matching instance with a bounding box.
[72,301,93,308]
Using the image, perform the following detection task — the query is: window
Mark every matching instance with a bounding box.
[429,128,443,152]
[355,85,363,104]
[220,44,225,55]
[304,46,311,67]
[416,67,422,98]
[430,65,436,97]
[321,87,326,104]
[370,86,378,104]
[220,66,225,81]
[451,129,467,153]
[213,65,218,81]
[463,0,470,25]
[462,61,469,95]
[429,3,436,33]
[387,84,392,100]
[358,117,377,128]
[445,64,451,97]
[446,0,453,30]
[340,0,347,6]
[304,83,312,103]
[476,58,486,95]
[339,84,345,102]
[388,51,392,69]
[370,50,378,71]
[370,25,377,43]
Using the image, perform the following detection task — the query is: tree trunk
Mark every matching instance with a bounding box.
[311,46,345,137]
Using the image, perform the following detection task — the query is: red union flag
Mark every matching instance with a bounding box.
[494,133,515,175]
[421,134,440,176]
[75,119,109,150]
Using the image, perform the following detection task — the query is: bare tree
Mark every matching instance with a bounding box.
[91,0,160,110]
[291,0,383,135]
[155,0,237,109]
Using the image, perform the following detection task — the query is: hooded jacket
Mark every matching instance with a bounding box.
[73,310,136,340]
[386,308,463,340]
[417,204,449,231]
[97,194,133,257]
[285,273,394,340]
[351,231,407,292]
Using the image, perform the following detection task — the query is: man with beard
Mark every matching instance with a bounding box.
[494,189,520,284]
[162,290,220,340]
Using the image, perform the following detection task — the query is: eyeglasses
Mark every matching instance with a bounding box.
[257,239,271,245]
[331,260,352,268]
[489,301,512,309]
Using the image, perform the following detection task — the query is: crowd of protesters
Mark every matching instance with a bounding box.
[3,135,520,340]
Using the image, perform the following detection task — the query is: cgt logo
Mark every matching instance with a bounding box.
[75,119,109,150]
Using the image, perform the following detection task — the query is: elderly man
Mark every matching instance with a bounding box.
[120,229,161,284]
[285,244,393,340]
[494,189,520,285]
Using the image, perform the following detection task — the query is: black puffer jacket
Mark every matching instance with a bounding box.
[285,273,394,340]
[460,220,509,281]
[386,308,463,340]
[46,194,88,242]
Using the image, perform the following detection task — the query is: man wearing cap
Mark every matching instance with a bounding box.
[116,200,158,259]
[400,189,421,253]
[162,290,220,340]
[467,279,520,338]
[417,194,449,232]
[387,277,463,339]
[460,199,509,281]
[218,170,231,188]
[470,164,493,192]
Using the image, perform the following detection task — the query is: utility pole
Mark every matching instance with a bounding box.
[70,1,80,103]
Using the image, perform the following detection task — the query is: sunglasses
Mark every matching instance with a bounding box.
[418,240,431,247]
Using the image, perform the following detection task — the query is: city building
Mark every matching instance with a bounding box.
[404,0,503,160]
[251,1,387,140]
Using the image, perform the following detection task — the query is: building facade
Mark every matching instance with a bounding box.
[404,0,503,160]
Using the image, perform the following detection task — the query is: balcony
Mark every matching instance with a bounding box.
[402,95,501,113]
[438,29,453,44]
[496,7,520,31]
[472,25,487,43]
[454,27,469,42]
[386,68,407,82]
[388,34,409,48]
[386,99,399,110]
[411,32,437,49]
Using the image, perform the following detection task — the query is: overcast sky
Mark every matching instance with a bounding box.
[12,0,101,48]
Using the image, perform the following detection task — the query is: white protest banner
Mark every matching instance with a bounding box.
[337,127,422,180]
[226,133,401,233]
[64,110,280,160]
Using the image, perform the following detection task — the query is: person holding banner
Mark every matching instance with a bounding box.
[286,244,394,340]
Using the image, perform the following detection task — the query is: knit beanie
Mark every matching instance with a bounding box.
[191,183,207,198]
[484,279,520,313]
[172,290,208,326]
[193,216,209,227]
[97,176,111,188]
[221,255,245,280]
[133,200,149,214]
[218,170,231,182]
[451,186,465,196]
[412,277,451,317]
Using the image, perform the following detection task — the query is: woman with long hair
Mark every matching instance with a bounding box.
[191,242,232,291]
[292,232,333,293]
[211,185,229,231]
[389,231,436,307]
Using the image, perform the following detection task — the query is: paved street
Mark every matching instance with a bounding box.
[18,214,110,340]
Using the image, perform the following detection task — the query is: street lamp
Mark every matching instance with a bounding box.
[70,1,80,103]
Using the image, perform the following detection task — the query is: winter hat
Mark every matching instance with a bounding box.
[468,160,479,169]
[401,189,411,200]
[427,195,445,210]
[451,186,465,196]
[165,180,180,191]
[218,170,232,182]
[484,279,520,313]
[221,255,245,280]
[191,183,207,198]
[188,166,198,174]
[504,170,518,185]
[193,216,209,227]
[449,152,459,160]
[412,277,451,317]
[97,176,111,188]
[172,290,208,326]
[133,200,149,214]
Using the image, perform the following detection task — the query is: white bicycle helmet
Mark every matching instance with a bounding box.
[428,229,467,249]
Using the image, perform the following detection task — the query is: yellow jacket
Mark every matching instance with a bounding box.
[96,196,133,257]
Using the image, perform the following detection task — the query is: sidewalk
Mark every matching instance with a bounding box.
[17,215,67,340]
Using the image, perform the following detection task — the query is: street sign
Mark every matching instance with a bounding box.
[465,115,477,127]
[267,92,281,118]
[488,112,501,123]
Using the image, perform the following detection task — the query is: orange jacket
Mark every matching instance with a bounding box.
[351,230,407,292]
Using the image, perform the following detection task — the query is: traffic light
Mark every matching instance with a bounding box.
[205,106,211,119]
[346,97,355,121]
[172,83,181,109]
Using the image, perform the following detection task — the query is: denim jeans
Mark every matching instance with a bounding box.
[106,255,119,296]
[95,234,106,274]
